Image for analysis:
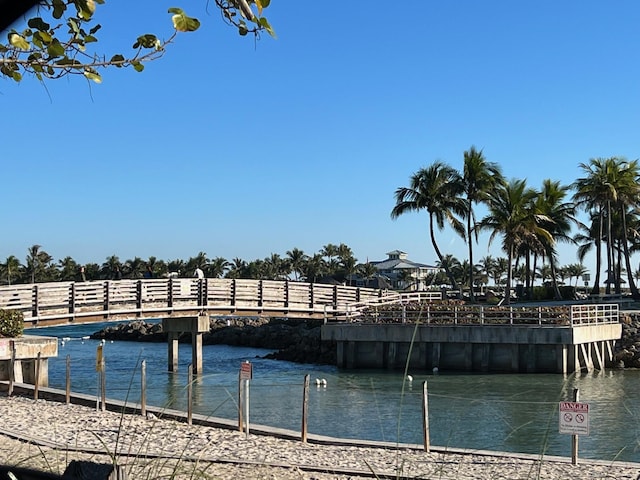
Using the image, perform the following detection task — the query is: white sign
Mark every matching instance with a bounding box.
[240,361,253,381]
[559,401,589,436]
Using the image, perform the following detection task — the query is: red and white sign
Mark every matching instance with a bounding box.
[559,401,589,436]
[240,361,253,381]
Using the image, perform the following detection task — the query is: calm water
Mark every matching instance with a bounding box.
[27,322,640,463]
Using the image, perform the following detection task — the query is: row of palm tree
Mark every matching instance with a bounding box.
[0,243,371,286]
[392,150,640,303]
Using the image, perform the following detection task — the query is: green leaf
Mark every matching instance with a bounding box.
[133,34,158,49]
[9,33,30,50]
[47,40,65,57]
[52,0,66,19]
[89,24,102,35]
[56,57,83,68]
[170,10,200,32]
[132,61,144,72]
[83,69,102,83]
[110,54,125,66]
[27,17,50,31]
[84,35,98,43]
[11,71,22,82]
[35,31,52,44]
[259,17,276,38]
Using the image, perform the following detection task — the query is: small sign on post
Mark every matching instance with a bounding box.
[239,361,252,438]
[559,401,589,436]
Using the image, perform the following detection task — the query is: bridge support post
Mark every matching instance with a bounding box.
[163,314,210,374]
[168,332,179,372]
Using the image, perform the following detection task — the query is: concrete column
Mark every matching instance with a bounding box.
[192,332,203,374]
[374,342,385,369]
[511,344,519,372]
[346,341,356,369]
[336,342,345,368]
[387,342,397,369]
[557,345,568,374]
[168,332,179,372]
[480,344,490,372]
[431,342,441,369]
[526,344,536,373]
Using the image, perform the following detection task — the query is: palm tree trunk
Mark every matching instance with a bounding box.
[430,217,459,293]
[467,213,475,302]
[621,208,640,299]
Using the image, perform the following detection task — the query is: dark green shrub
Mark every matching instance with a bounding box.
[0,309,24,337]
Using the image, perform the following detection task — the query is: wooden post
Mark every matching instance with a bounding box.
[34,352,41,400]
[65,355,71,405]
[101,358,106,412]
[238,372,243,432]
[140,360,146,417]
[572,388,579,465]
[187,364,193,425]
[301,374,310,443]
[8,340,15,397]
[422,381,431,452]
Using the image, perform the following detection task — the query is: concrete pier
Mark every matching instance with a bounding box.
[322,323,622,373]
[162,314,210,374]
[0,336,58,386]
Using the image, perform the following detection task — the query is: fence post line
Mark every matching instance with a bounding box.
[34,352,41,400]
[301,374,310,443]
[8,340,15,397]
[140,360,146,417]
[571,388,580,465]
[101,356,106,412]
[66,355,71,405]
[238,371,243,432]
[422,381,430,452]
[187,363,193,425]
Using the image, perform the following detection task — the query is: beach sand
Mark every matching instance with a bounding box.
[0,394,638,479]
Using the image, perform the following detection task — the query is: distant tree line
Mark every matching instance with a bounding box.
[0,243,367,286]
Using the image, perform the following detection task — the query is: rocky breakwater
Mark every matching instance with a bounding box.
[90,317,337,365]
[611,312,640,368]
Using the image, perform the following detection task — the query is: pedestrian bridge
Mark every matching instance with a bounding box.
[0,278,397,327]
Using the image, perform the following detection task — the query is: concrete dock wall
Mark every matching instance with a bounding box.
[323,323,622,373]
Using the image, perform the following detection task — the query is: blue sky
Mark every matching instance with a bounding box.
[2,1,640,273]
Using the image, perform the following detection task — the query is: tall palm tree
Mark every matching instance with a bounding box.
[286,248,307,281]
[535,179,578,299]
[208,257,229,278]
[1,255,22,285]
[461,146,503,301]
[124,256,145,279]
[58,256,79,281]
[573,157,640,298]
[478,179,548,304]
[391,162,466,291]
[226,258,247,279]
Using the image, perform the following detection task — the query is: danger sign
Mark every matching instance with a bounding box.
[240,361,253,381]
[559,401,589,436]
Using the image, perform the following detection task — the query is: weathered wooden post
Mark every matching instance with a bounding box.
[8,340,15,397]
[572,388,579,465]
[301,374,310,443]
[140,360,146,417]
[238,372,243,432]
[422,381,430,452]
[187,364,193,425]
[34,352,41,400]
[65,355,71,405]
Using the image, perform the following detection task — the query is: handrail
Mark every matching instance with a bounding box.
[333,301,619,327]
[0,279,388,326]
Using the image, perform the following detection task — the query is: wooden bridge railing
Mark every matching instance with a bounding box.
[0,279,390,326]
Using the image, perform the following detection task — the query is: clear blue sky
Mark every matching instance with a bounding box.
[2,1,640,273]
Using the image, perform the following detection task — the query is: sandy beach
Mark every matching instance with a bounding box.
[0,393,638,480]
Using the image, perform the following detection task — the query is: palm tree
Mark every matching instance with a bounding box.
[102,255,122,279]
[226,258,247,279]
[478,179,548,304]
[286,248,307,281]
[535,179,578,299]
[477,255,496,287]
[358,262,378,287]
[124,256,145,279]
[461,146,503,301]
[208,257,230,278]
[26,244,53,283]
[301,254,326,283]
[573,157,640,298]
[391,162,466,292]
[58,256,79,281]
[1,255,22,285]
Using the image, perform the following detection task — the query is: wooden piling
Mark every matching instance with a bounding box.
[301,374,310,443]
[140,360,146,417]
[187,364,193,425]
[422,381,430,452]
[34,352,41,400]
[65,355,71,405]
